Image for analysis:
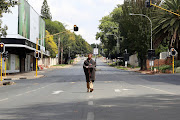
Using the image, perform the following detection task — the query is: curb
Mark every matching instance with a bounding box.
[2,75,45,81]
[0,81,15,86]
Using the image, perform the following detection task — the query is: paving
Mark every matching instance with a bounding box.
[0,57,179,120]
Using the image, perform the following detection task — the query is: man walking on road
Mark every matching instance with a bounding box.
[83,53,96,92]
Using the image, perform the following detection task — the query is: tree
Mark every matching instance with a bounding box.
[44,19,92,63]
[41,0,52,20]
[96,15,118,58]
[0,0,18,38]
[96,0,160,70]
[153,0,180,59]
[45,30,58,57]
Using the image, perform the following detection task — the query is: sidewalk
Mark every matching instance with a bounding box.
[2,57,82,81]
[2,70,45,81]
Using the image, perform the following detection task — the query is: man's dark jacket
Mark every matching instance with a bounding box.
[83,58,96,82]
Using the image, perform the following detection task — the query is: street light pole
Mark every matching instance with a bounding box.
[68,46,71,64]
[129,13,153,71]
[58,35,61,64]
[129,13,152,50]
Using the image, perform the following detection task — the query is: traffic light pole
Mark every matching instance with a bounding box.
[150,1,180,17]
[36,38,38,77]
[172,56,174,74]
[5,59,6,77]
[1,54,2,81]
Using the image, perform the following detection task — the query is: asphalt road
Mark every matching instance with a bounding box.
[0,57,180,120]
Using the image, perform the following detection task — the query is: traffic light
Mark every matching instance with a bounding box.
[170,48,177,56]
[34,51,39,58]
[148,49,155,60]
[124,53,129,61]
[145,0,152,8]
[0,43,5,54]
[74,25,78,31]
[3,51,8,58]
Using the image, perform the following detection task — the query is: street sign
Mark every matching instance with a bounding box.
[93,48,98,55]
[170,48,177,56]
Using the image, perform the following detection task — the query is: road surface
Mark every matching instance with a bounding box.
[0,58,180,120]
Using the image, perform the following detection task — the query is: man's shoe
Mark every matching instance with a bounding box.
[90,89,94,92]
[87,89,90,92]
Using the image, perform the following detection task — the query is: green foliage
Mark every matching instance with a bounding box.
[175,67,180,73]
[175,60,180,67]
[96,0,160,70]
[159,65,172,73]
[153,0,180,59]
[44,19,92,62]
[41,0,52,20]
[0,0,18,38]
[45,30,58,58]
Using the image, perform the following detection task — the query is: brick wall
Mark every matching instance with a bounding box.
[146,57,172,69]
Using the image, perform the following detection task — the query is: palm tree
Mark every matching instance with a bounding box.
[153,0,180,59]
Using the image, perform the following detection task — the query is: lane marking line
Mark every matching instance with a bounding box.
[52,90,64,95]
[0,98,9,102]
[88,101,93,105]
[114,89,121,92]
[87,112,94,120]
[89,95,93,99]
[139,85,176,95]
[122,89,131,91]
[16,94,23,96]
[16,83,54,97]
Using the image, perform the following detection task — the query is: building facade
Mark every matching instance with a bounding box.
[1,0,46,73]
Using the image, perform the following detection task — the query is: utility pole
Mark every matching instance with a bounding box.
[61,45,63,64]
[125,49,128,67]
[68,46,70,64]
[95,43,98,62]
[58,35,60,64]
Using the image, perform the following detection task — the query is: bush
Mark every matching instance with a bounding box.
[175,60,180,67]
[176,67,180,73]
[159,65,172,73]
[70,60,74,64]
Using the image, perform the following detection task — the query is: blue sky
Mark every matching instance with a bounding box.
[28,0,124,44]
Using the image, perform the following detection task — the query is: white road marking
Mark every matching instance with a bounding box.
[16,94,23,96]
[122,89,131,91]
[88,101,94,105]
[0,98,9,102]
[89,95,93,99]
[139,85,176,95]
[87,112,94,120]
[15,83,54,97]
[114,89,121,92]
[52,90,64,95]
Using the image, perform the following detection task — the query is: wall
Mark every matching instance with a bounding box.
[128,54,139,67]
[146,57,172,69]
[1,54,20,73]
[38,58,58,68]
